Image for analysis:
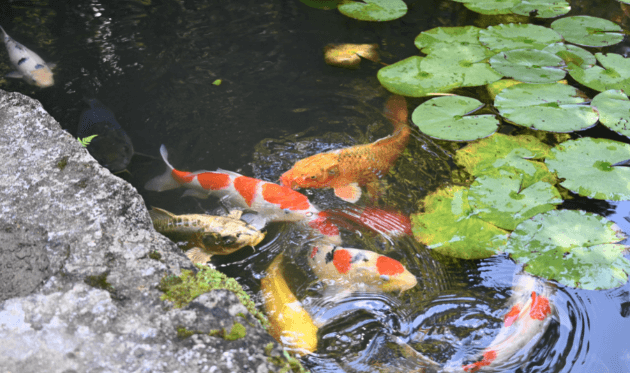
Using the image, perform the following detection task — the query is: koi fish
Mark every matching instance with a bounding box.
[149,207,265,264]
[261,253,319,355]
[1,25,55,88]
[279,95,410,203]
[462,275,554,372]
[78,98,134,173]
[308,243,417,293]
[144,145,341,241]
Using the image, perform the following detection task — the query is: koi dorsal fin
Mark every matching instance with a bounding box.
[149,207,176,222]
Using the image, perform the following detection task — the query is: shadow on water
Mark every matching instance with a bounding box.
[2,0,630,372]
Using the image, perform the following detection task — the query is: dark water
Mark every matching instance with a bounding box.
[2,0,630,372]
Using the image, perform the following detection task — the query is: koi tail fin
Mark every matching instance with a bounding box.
[384,94,409,133]
[318,205,412,240]
[144,144,181,192]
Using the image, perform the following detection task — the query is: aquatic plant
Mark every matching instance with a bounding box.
[78,134,97,147]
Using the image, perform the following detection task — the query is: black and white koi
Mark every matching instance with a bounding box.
[1,25,55,88]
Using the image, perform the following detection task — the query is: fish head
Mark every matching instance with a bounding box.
[30,67,54,88]
[280,154,339,190]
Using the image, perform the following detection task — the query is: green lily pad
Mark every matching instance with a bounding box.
[479,23,563,52]
[455,133,555,187]
[411,96,500,142]
[551,16,624,47]
[454,0,520,15]
[414,26,484,55]
[494,83,599,132]
[411,186,509,259]
[542,42,596,69]
[377,56,464,97]
[468,174,562,230]
[338,0,408,21]
[569,53,630,93]
[511,0,571,18]
[421,44,502,87]
[506,210,630,290]
[546,137,630,200]
[489,49,566,83]
[591,90,630,139]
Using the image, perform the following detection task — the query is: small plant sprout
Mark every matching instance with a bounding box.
[78,134,98,147]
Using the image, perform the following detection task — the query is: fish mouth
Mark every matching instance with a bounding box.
[279,174,300,190]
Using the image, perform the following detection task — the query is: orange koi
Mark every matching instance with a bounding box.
[279,95,411,203]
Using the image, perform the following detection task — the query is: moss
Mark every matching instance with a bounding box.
[223,322,247,341]
[148,251,162,261]
[85,272,114,293]
[266,349,310,373]
[177,326,201,339]
[159,265,269,329]
[77,179,88,188]
[57,156,69,170]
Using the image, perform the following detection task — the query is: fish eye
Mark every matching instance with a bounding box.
[380,275,390,282]
[310,175,317,179]
[305,212,313,217]
[222,236,236,245]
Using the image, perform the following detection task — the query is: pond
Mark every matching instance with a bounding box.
[2,0,630,372]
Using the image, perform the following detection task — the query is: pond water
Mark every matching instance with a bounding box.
[2,0,630,372]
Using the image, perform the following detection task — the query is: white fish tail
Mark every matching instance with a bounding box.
[144,145,181,191]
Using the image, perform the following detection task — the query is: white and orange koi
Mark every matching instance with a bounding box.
[307,243,417,293]
[461,275,554,372]
[144,144,341,241]
[1,25,55,88]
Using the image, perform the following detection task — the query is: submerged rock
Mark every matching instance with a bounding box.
[0,89,287,373]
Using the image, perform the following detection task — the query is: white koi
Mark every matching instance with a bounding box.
[1,25,55,88]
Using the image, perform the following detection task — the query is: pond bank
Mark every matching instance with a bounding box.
[0,89,289,373]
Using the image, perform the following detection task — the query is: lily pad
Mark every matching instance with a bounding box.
[551,16,624,47]
[542,42,596,69]
[454,0,520,15]
[455,133,555,187]
[479,23,563,53]
[506,210,630,290]
[411,186,509,259]
[421,44,502,87]
[569,53,630,93]
[486,79,523,99]
[591,90,630,139]
[377,56,463,97]
[494,83,599,132]
[338,0,408,21]
[323,43,380,69]
[489,49,566,83]
[411,96,500,142]
[546,137,630,200]
[414,26,484,55]
[511,0,571,18]
[468,174,562,230]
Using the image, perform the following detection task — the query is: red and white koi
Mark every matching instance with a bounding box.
[144,144,341,241]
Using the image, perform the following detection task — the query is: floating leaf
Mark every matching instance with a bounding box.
[411,186,508,259]
[411,96,499,141]
[468,174,562,230]
[479,23,563,52]
[568,53,630,93]
[421,44,502,87]
[546,137,630,200]
[414,26,483,55]
[506,210,630,290]
[338,0,407,21]
[511,0,571,18]
[494,83,598,132]
[486,79,523,99]
[551,16,624,47]
[377,56,463,97]
[455,133,555,187]
[323,43,380,69]
[542,42,596,69]
[591,90,630,139]
[489,49,566,83]
[453,0,520,15]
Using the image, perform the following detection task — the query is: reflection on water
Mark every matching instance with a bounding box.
[3,0,630,372]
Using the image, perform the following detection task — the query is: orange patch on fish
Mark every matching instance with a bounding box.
[310,246,318,259]
[197,172,231,190]
[234,176,261,207]
[172,169,194,184]
[529,292,551,320]
[463,349,497,372]
[504,304,522,327]
[261,183,311,210]
[333,249,352,274]
[307,216,340,237]
[376,256,404,276]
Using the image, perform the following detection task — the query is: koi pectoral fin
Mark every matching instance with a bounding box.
[5,71,23,79]
[333,183,362,203]
[185,247,213,264]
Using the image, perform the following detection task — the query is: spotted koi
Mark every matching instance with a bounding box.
[1,25,55,88]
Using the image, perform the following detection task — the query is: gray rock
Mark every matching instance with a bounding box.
[0,89,288,373]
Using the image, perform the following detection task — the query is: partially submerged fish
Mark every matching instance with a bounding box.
[0,25,55,88]
[280,95,410,203]
[149,207,265,264]
[78,98,134,173]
